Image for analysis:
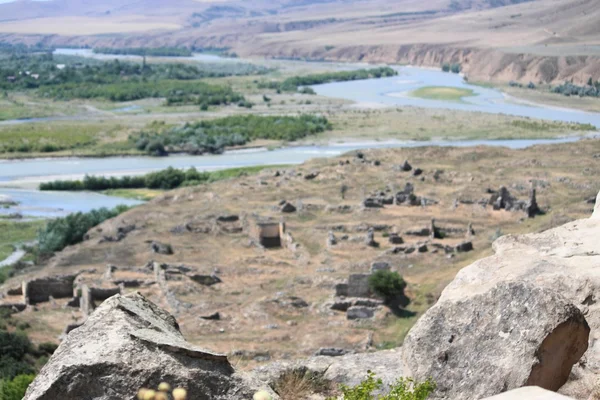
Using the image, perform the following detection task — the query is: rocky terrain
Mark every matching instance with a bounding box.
[1,141,598,366]
[20,187,600,399]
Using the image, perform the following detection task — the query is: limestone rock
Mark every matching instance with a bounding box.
[151,241,173,255]
[280,202,297,213]
[347,306,375,320]
[189,274,222,286]
[370,261,391,273]
[593,191,600,219]
[403,281,589,400]
[399,160,412,171]
[24,292,272,400]
[254,349,403,395]
[314,348,351,357]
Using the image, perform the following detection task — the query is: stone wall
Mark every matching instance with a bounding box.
[23,275,77,305]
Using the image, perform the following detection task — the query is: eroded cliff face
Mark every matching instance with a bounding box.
[403,191,600,399]
[2,32,599,85]
[239,42,600,85]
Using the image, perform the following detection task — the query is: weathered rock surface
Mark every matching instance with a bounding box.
[404,199,600,399]
[254,349,403,395]
[403,281,589,399]
[24,292,272,400]
[593,191,600,219]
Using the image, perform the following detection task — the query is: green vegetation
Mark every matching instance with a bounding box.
[441,63,461,74]
[131,114,331,155]
[368,271,408,304]
[0,53,265,103]
[552,81,600,98]
[0,220,45,264]
[0,374,35,400]
[40,165,290,192]
[409,86,474,102]
[0,122,102,153]
[0,308,57,399]
[0,43,53,55]
[102,188,164,201]
[93,47,193,57]
[258,67,397,92]
[43,79,243,104]
[37,205,131,257]
[328,372,435,400]
[511,120,595,132]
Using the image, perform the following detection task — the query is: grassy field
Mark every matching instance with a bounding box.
[0,220,45,261]
[471,81,600,113]
[102,188,164,201]
[409,86,475,102]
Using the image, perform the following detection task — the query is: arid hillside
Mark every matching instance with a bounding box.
[2,141,598,365]
[1,0,600,83]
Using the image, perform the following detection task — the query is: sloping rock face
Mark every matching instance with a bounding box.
[403,193,600,399]
[594,191,600,219]
[403,282,589,399]
[24,292,270,400]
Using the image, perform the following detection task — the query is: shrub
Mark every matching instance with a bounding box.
[272,368,332,400]
[0,374,35,400]
[329,372,435,400]
[441,63,450,72]
[368,271,407,304]
[130,114,331,156]
[37,205,131,257]
[450,64,461,74]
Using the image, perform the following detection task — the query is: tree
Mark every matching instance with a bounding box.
[441,63,450,72]
[368,270,408,304]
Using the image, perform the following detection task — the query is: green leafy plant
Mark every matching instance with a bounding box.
[368,271,407,304]
[0,374,35,400]
[327,372,435,400]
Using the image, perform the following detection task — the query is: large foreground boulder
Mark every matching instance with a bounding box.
[403,282,589,399]
[24,292,272,400]
[403,192,600,399]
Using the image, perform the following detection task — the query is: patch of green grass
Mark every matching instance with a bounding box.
[511,119,595,132]
[0,220,45,260]
[102,188,164,201]
[0,122,107,153]
[203,164,291,182]
[409,86,475,102]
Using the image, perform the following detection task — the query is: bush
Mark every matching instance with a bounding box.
[37,205,131,257]
[259,67,397,93]
[368,271,407,303]
[0,374,35,400]
[329,372,435,400]
[441,63,450,72]
[450,64,461,74]
[129,114,331,156]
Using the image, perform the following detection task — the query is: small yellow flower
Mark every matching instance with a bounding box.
[172,387,188,400]
[137,388,148,400]
[143,389,156,400]
[154,392,168,400]
[253,390,273,400]
[158,382,171,392]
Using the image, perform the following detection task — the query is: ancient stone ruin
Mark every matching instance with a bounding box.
[22,275,77,305]
[248,219,286,248]
[489,185,542,218]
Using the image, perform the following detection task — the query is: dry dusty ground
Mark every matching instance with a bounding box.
[2,139,599,367]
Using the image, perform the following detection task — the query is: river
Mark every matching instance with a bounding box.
[0,49,599,218]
